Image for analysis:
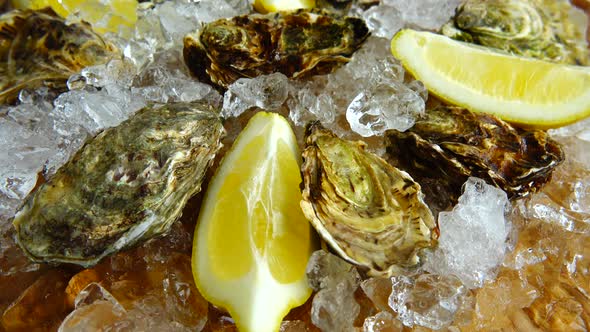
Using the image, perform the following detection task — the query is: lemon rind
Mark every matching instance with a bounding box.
[391,29,590,129]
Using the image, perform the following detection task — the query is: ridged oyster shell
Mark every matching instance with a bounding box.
[183,8,369,90]
[300,123,438,276]
[0,8,119,104]
[386,106,564,211]
[441,0,589,65]
[13,102,225,267]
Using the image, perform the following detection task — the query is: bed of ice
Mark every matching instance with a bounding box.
[0,0,589,331]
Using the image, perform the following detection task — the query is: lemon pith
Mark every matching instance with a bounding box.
[193,112,314,332]
[391,29,590,129]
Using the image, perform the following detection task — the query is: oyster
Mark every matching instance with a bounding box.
[441,0,589,65]
[300,123,438,276]
[183,9,369,90]
[12,102,225,267]
[386,106,564,211]
[0,8,118,104]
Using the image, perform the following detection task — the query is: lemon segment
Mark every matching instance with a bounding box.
[391,29,590,129]
[193,112,314,332]
[254,0,315,13]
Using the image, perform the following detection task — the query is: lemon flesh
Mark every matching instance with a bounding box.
[391,29,590,129]
[254,0,315,13]
[11,0,137,35]
[193,112,314,332]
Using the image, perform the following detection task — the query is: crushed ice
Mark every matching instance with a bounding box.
[424,177,511,289]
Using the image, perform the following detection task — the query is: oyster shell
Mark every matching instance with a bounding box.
[13,102,225,267]
[386,106,564,211]
[183,9,369,90]
[0,8,118,104]
[441,0,589,65]
[300,123,438,276]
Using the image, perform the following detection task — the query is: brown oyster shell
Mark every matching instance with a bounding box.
[0,8,119,104]
[300,123,438,277]
[12,102,225,267]
[183,8,369,90]
[386,106,564,211]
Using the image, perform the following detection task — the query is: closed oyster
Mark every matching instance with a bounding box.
[386,106,564,211]
[13,102,225,267]
[441,0,589,65]
[300,123,438,276]
[183,9,369,90]
[0,8,118,104]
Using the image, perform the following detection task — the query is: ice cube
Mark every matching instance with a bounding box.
[53,88,145,135]
[306,250,361,332]
[288,80,336,127]
[424,177,510,289]
[361,4,404,38]
[384,0,462,30]
[194,0,252,23]
[363,311,402,332]
[132,49,221,104]
[0,102,60,222]
[222,73,291,118]
[346,80,425,137]
[388,274,468,330]
[360,278,394,313]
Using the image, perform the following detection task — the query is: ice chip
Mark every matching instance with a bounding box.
[424,177,511,289]
[131,50,221,104]
[194,0,252,23]
[384,0,462,30]
[361,4,404,38]
[361,277,395,313]
[311,281,360,332]
[222,73,290,118]
[346,81,425,137]
[0,102,61,222]
[363,311,402,332]
[306,250,360,291]
[388,274,468,330]
[306,251,361,332]
[288,82,336,127]
[79,59,138,90]
[53,88,145,135]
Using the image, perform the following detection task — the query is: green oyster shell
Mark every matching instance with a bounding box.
[13,102,225,267]
[386,106,564,212]
[0,8,119,104]
[300,123,438,276]
[183,8,369,90]
[441,0,589,65]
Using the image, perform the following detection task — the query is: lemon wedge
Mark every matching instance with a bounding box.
[254,0,315,13]
[391,29,590,129]
[192,112,315,332]
[11,0,137,35]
